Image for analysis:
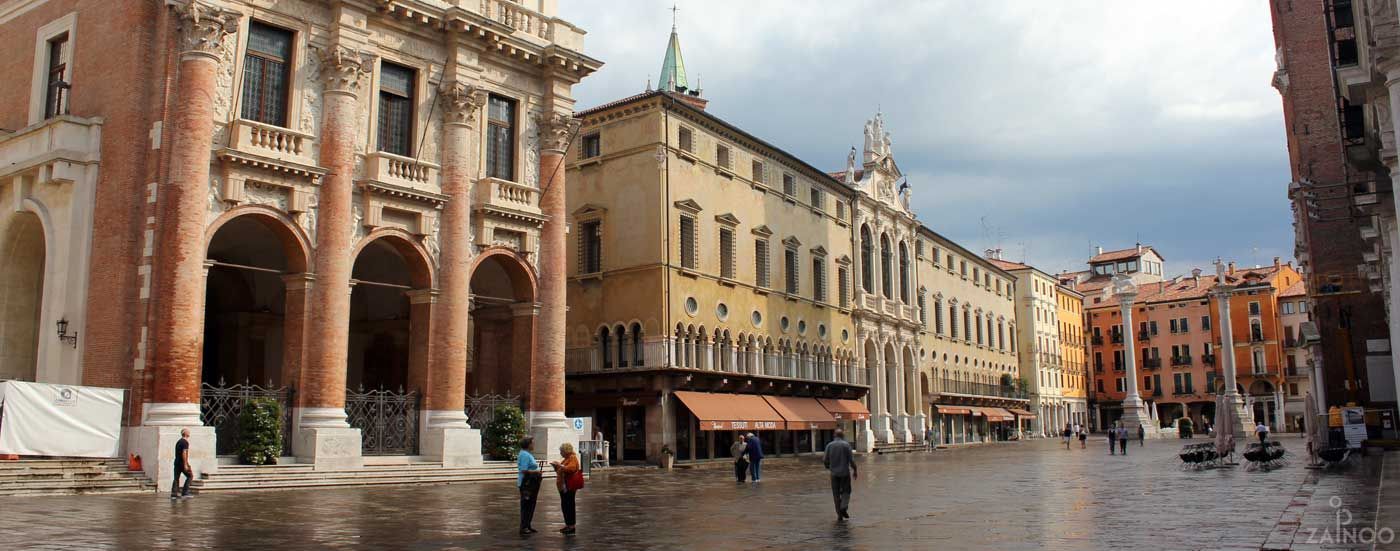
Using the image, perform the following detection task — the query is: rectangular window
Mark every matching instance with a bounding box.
[810,187,823,210]
[579,220,601,274]
[1282,302,1294,315]
[960,261,967,277]
[973,268,980,285]
[1169,319,1178,333]
[1179,317,1189,332]
[813,257,827,302]
[719,227,735,279]
[581,133,601,159]
[783,173,796,196]
[1201,315,1211,331]
[755,239,770,288]
[1173,373,1183,394]
[1249,301,1261,316]
[838,267,849,308]
[932,247,942,266]
[1149,320,1158,335]
[1299,301,1308,313]
[785,248,800,294]
[963,310,971,343]
[1184,373,1194,394]
[949,304,958,339]
[1097,379,1104,393]
[835,201,845,220]
[679,126,694,153]
[43,33,69,118]
[679,215,696,269]
[716,144,731,169]
[376,62,415,156]
[751,160,765,184]
[1116,378,1124,392]
[935,300,945,334]
[240,22,293,126]
[1144,376,1151,390]
[486,95,516,180]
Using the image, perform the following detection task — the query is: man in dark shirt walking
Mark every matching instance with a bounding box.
[823,429,858,520]
[170,429,193,499]
[744,432,764,482]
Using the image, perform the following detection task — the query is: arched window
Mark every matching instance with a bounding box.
[880,234,893,298]
[860,225,873,293]
[674,324,685,367]
[615,324,628,367]
[899,242,910,303]
[600,327,612,369]
[631,322,644,366]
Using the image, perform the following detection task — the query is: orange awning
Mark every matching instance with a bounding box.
[971,407,1015,421]
[1006,408,1036,418]
[817,398,871,421]
[673,391,786,431]
[935,405,972,415]
[763,396,838,430]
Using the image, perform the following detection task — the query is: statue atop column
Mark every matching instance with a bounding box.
[844,147,857,185]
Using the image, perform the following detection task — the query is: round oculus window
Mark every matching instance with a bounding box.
[780,316,790,332]
[684,297,698,316]
[716,302,729,321]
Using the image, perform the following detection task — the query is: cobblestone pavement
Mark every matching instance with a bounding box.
[0,438,1391,550]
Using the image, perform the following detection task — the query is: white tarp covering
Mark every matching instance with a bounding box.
[0,381,124,458]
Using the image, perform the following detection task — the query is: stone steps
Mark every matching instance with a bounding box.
[0,459,154,496]
[873,441,929,455]
[193,461,550,493]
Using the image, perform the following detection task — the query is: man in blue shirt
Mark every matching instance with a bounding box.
[744,433,764,482]
[516,436,542,535]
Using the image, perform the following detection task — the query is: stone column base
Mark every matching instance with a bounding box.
[872,413,894,443]
[420,410,483,467]
[893,414,913,443]
[129,424,216,493]
[856,419,875,453]
[292,420,362,471]
[1118,396,1160,438]
[914,413,927,442]
[527,411,578,464]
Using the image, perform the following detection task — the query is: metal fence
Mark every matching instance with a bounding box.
[346,386,419,455]
[200,379,295,456]
[465,393,521,430]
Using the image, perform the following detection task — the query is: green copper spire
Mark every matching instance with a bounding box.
[659,24,688,92]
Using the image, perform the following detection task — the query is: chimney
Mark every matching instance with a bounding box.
[1096,246,1103,255]
[985,248,1000,260]
[1228,261,1236,275]
[1136,242,1142,254]
[1273,256,1281,269]
[1191,268,1202,287]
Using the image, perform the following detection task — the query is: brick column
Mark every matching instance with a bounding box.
[526,111,578,461]
[146,2,239,426]
[294,45,373,469]
[425,83,486,426]
[279,273,313,390]
[298,45,372,429]
[510,302,540,400]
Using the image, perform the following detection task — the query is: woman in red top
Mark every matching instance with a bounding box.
[550,442,581,534]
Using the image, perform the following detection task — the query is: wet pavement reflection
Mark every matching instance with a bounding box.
[0,438,1388,550]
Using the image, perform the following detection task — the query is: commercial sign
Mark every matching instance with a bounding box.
[1342,407,1367,449]
[702,420,784,431]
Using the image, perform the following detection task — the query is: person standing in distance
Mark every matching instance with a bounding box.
[745,432,764,482]
[823,429,858,520]
[730,435,748,483]
[516,436,543,536]
[170,428,193,499]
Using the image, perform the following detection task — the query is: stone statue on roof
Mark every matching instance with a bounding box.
[845,147,856,185]
[1112,273,1137,296]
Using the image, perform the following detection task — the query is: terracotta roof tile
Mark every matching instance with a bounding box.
[988,259,1032,271]
[1089,246,1161,264]
[1279,280,1306,298]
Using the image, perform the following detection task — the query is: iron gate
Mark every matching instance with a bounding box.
[346,386,419,455]
[200,379,295,456]
[465,393,521,430]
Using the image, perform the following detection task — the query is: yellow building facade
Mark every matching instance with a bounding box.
[1057,285,1089,427]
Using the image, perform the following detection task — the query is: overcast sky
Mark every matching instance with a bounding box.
[559,0,1290,277]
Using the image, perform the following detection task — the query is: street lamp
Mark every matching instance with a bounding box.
[56,318,78,348]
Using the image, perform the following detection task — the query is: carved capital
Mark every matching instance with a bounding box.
[172,0,241,61]
[439,82,488,126]
[533,110,580,153]
[316,45,376,94]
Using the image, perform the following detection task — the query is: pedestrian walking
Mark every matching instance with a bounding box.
[1138,424,1146,446]
[1078,429,1087,449]
[550,442,582,535]
[823,429,858,521]
[170,428,193,499]
[516,436,543,536]
[1117,426,1128,456]
[1108,425,1117,455]
[1062,425,1072,449]
[745,433,764,482]
[730,435,748,483]
[1255,421,1269,444]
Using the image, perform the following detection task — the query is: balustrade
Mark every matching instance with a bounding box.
[226,119,317,166]
[365,151,439,190]
[479,0,553,40]
[475,177,542,215]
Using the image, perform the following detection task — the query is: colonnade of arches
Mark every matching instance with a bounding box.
[858,224,912,305]
[636,323,857,383]
[861,337,921,431]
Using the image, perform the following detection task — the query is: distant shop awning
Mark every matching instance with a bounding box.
[763,396,838,430]
[1006,408,1036,418]
[971,407,1015,422]
[673,391,786,431]
[934,405,973,415]
[817,398,871,421]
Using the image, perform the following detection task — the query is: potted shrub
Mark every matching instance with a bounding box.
[237,398,282,465]
[483,404,527,461]
[659,445,674,470]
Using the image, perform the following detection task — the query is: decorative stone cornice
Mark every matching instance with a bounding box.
[534,111,580,153]
[439,82,488,126]
[316,45,376,95]
[172,0,241,61]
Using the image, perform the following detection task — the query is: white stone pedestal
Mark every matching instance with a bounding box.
[527,411,578,464]
[130,425,216,493]
[872,413,894,443]
[420,410,483,467]
[292,407,362,470]
[894,414,913,443]
[1224,394,1252,438]
[856,419,875,453]
[1118,396,1159,439]
[914,413,928,442]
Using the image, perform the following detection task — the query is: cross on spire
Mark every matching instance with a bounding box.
[670,2,678,30]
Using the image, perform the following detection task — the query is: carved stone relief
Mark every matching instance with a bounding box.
[208,174,228,225]
[244,181,289,211]
[299,53,322,136]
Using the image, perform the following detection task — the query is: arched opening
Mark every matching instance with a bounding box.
[630,322,644,366]
[884,342,899,415]
[348,237,428,392]
[0,212,45,381]
[859,225,873,293]
[863,339,879,417]
[203,215,301,388]
[598,326,612,369]
[880,234,893,298]
[898,241,910,303]
[469,251,537,399]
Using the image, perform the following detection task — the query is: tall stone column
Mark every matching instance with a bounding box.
[1114,276,1156,437]
[295,44,373,469]
[1214,260,1251,436]
[136,0,240,491]
[1382,68,1400,413]
[420,83,487,467]
[528,111,578,461]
